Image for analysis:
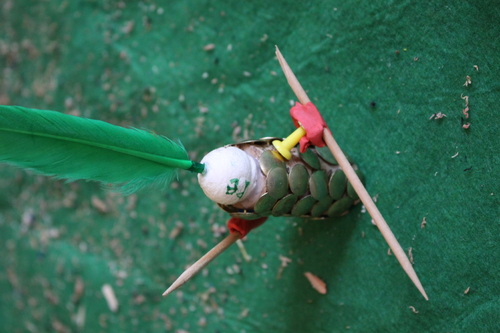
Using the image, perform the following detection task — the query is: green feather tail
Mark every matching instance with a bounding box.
[0,105,204,193]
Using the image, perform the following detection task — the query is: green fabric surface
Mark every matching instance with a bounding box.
[1,1,499,332]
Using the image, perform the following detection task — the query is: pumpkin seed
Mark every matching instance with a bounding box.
[329,169,347,200]
[327,197,354,217]
[311,197,334,217]
[267,167,289,199]
[315,146,338,165]
[272,194,298,216]
[259,149,285,176]
[289,163,309,196]
[291,195,317,217]
[254,193,278,214]
[309,170,328,200]
[299,148,321,170]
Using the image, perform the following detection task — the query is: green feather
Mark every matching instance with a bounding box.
[0,105,204,193]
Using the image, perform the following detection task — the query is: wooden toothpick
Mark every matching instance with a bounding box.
[163,232,241,296]
[275,46,429,301]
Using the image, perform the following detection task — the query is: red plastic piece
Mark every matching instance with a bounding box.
[289,102,328,153]
[227,217,268,238]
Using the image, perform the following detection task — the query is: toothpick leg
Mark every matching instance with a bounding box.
[275,46,428,300]
[163,232,241,296]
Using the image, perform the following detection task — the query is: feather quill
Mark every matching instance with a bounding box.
[0,105,204,193]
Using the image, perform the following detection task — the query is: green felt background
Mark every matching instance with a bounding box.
[1,0,499,332]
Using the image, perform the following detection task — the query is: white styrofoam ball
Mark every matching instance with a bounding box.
[198,146,261,205]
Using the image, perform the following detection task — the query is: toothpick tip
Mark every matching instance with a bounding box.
[161,232,241,297]
[162,287,174,297]
[413,276,429,301]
